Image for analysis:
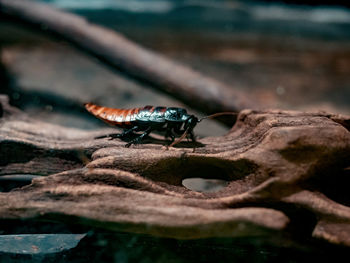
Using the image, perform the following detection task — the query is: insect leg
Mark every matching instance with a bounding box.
[172,124,185,135]
[165,127,175,143]
[188,130,196,142]
[109,126,140,140]
[95,126,139,140]
[125,126,152,148]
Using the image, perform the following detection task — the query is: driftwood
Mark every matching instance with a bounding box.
[0,0,254,121]
[0,95,349,245]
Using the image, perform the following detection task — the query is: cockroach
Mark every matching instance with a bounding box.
[84,103,237,148]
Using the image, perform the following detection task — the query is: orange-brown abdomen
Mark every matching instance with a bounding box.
[84,103,139,128]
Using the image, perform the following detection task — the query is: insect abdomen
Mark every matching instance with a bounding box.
[84,103,139,128]
[135,106,167,122]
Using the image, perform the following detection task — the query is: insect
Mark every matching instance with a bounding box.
[84,103,236,148]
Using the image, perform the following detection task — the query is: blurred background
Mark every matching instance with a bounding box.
[1,0,349,137]
[0,0,350,261]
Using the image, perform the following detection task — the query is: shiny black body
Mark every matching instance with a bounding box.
[101,106,198,147]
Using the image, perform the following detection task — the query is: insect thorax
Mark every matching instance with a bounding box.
[164,108,190,122]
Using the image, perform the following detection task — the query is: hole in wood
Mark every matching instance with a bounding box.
[144,157,257,187]
[182,178,229,193]
[308,167,350,207]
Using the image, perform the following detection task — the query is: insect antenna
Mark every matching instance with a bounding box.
[198,112,239,122]
[168,112,239,149]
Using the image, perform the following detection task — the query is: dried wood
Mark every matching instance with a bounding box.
[0,95,349,245]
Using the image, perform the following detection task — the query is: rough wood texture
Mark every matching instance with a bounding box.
[0,95,349,244]
[0,0,254,121]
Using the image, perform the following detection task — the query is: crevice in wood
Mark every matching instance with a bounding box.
[1,95,349,244]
